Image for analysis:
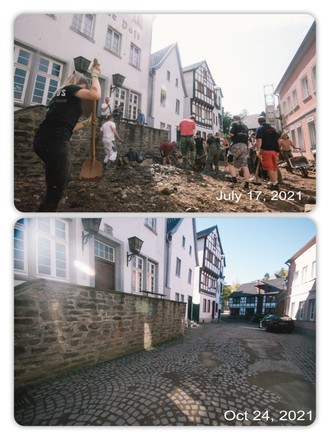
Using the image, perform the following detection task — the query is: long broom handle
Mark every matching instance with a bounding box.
[91,100,97,161]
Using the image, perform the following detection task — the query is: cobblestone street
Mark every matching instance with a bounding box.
[14,319,316,427]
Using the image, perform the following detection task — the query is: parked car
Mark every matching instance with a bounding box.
[259,314,295,333]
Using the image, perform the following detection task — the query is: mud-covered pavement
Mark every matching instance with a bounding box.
[14,159,316,213]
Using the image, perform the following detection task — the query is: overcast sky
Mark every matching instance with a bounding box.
[151,13,315,116]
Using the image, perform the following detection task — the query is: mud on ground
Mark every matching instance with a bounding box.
[14,160,316,214]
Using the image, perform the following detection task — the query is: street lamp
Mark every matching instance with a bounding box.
[74,56,92,74]
[127,236,144,265]
[110,73,126,96]
[81,218,102,251]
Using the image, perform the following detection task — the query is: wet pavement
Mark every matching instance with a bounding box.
[14,319,316,426]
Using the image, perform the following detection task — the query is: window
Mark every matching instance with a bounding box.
[297,125,305,151]
[166,70,171,81]
[14,47,31,103]
[132,256,143,293]
[14,219,27,272]
[128,91,139,120]
[175,99,180,114]
[308,119,316,150]
[36,219,69,279]
[298,301,305,320]
[302,265,308,282]
[72,14,95,39]
[147,261,156,292]
[114,88,126,115]
[311,64,316,91]
[94,240,115,262]
[129,43,141,68]
[188,269,192,284]
[175,293,180,302]
[160,87,167,106]
[308,299,315,321]
[145,218,157,232]
[14,45,63,106]
[32,56,62,105]
[105,27,121,55]
[189,245,192,256]
[182,236,186,248]
[175,258,181,277]
[292,89,298,109]
[300,75,310,100]
[175,78,179,87]
[293,271,299,285]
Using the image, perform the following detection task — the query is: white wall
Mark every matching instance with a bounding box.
[151,48,186,140]
[14,13,153,112]
[288,242,316,319]
[166,219,197,309]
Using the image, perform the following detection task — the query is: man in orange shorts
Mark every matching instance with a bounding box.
[255,115,281,190]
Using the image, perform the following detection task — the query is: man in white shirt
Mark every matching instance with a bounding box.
[100,115,122,169]
[101,96,112,118]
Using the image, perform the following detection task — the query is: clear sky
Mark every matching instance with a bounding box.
[196,217,316,286]
[151,13,315,116]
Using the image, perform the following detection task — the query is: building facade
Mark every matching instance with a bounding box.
[14,217,167,296]
[14,13,155,119]
[229,279,286,318]
[14,217,200,318]
[284,236,316,336]
[194,226,226,323]
[148,43,187,141]
[164,218,198,320]
[183,61,223,140]
[275,21,316,160]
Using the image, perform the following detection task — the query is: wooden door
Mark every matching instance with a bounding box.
[95,257,115,290]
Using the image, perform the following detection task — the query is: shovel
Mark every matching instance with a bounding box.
[250,156,262,185]
[80,60,102,181]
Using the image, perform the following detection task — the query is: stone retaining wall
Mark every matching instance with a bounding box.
[14,105,168,176]
[14,279,186,388]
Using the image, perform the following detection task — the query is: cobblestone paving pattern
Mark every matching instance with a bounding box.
[14,321,316,426]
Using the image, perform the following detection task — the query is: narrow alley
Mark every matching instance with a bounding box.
[14,319,316,426]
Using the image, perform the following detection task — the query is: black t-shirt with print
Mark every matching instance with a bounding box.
[256,124,280,152]
[230,121,249,145]
[36,85,83,140]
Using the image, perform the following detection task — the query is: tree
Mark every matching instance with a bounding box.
[262,273,270,280]
[274,268,288,278]
[222,111,233,134]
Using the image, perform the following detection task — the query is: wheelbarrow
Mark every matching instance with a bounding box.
[287,150,309,177]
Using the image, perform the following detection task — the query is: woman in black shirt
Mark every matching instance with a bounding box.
[33,62,101,211]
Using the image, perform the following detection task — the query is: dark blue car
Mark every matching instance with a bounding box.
[259,314,295,333]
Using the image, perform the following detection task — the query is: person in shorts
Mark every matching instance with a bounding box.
[178,115,196,168]
[227,115,250,189]
[255,115,281,190]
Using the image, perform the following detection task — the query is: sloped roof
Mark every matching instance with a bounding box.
[150,42,188,96]
[197,225,226,266]
[196,225,217,239]
[150,43,177,69]
[183,60,217,86]
[167,218,182,234]
[230,278,286,297]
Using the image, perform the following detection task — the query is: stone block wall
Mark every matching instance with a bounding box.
[14,105,168,176]
[14,279,186,388]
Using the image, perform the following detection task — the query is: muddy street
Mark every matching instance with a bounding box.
[14,160,316,214]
